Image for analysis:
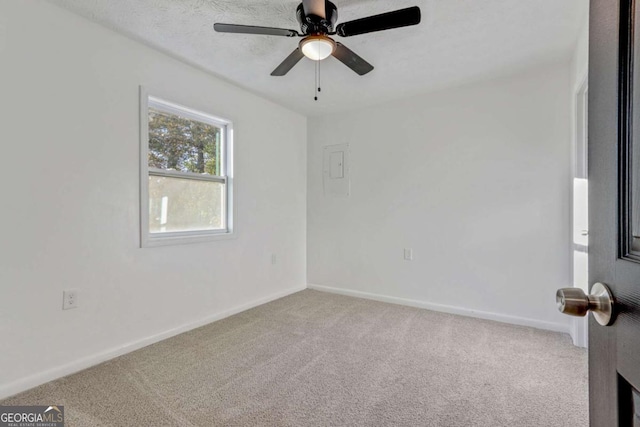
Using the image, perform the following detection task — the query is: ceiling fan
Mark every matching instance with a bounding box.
[214,0,421,77]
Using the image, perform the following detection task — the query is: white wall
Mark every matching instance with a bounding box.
[308,60,573,332]
[0,0,306,398]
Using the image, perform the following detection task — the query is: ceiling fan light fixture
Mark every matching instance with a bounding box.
[300,35,336,61]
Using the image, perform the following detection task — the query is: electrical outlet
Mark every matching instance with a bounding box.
[63,289,78,310]
[404,248,413,261]
[271,254,277,265]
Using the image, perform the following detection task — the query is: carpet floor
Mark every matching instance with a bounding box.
[1,290,588,426]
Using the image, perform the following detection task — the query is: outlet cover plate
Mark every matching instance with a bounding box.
[63,289,78,310]
[404,248,413,261]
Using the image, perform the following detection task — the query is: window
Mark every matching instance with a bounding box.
[140,90,233,247]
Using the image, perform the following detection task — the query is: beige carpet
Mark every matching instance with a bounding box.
[1,290,588,426]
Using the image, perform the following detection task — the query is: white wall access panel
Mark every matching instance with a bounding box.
[323,144,350,197]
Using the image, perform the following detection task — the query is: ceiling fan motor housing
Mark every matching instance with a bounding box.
[296,1,338,34]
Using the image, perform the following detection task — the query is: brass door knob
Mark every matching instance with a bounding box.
[556,282,615,326]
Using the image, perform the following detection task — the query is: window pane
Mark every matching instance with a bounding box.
[149,176,225,233]
[148,108,221,176]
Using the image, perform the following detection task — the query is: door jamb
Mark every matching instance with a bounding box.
[570,73,589,348]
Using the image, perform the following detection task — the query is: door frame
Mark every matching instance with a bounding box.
[571,73,590,348]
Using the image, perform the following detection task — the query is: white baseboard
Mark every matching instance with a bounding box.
[0,285,306,400]
[570,316,589,348]
[308,284,570,334]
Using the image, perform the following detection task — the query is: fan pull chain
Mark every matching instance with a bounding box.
[314,60,320,101]
[318,58,322,94]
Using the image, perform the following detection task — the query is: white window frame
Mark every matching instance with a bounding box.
[139,87,234,247]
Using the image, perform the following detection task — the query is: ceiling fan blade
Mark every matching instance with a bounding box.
[214,23,299,37]
[332,43,374,76]
[302,0,326,19]
[271,48,305,76]
[336,6,421,37]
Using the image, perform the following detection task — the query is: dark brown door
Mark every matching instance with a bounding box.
[590,0,640,425]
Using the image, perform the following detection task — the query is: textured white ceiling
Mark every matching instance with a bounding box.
[47,0,588,116]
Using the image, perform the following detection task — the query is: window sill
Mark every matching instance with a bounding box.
[141,230,236,248]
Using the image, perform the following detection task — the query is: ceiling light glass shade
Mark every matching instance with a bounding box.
[300,36,336,61]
